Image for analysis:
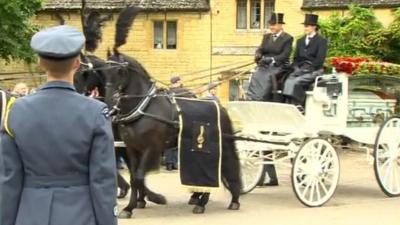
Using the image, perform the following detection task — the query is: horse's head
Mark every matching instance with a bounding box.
[104,50,153,111]
[74,54,107,98]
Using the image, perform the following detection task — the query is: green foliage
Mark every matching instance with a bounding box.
[0,0,43,63]
[365,8,400,63]
[320,4,383,58]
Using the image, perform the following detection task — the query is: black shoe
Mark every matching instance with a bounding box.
[166,164,174,171]
[295,105,305,114]
[172,164,178,170]
[264,180,279,186]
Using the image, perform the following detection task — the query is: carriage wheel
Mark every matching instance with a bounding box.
[292,138,340,207]
[374,117,400,197]
[236,138,264,194]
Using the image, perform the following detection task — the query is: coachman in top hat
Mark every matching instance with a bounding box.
[283,14,328,108]
[247,13,294,101]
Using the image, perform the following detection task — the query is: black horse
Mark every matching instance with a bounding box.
[74,6,241,218]
[103,50,241,217]
[74,54,133,199]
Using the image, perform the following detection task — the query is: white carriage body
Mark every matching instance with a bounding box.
[227,73,397,145]
[227,73,400,204]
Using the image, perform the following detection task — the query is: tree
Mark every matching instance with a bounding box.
[0,0,43,63]
[365,8,400,63]
[320,4,383,58]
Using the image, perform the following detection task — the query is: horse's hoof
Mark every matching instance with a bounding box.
[147,194,167,205]
[188,197,199,205]
[118,210,133,219]
[137,201,146,209]
[228,202,240,210]
[192,205,205,214]
[117,187,130,199]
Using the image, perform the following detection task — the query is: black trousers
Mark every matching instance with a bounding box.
[165,147,178,166]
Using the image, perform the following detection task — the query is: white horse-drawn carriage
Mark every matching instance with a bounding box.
[228,73,400,207]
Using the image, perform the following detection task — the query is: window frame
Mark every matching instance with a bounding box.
[153,20,164,49]
[166,21,178,50]
[250,0,261,29]
[236,0,276,31]
[236,0,248,29]
[264,0,276,29]
[153,20,178,50]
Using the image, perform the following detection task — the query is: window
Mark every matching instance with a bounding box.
[236,0,247,29]
[250,0,261,29]
[167,21,177,49]
[264,0,275,29]
[154,21,178,50]
[236,0,276,30]
[154,21,164,49]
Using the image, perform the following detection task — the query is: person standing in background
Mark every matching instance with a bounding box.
[203,82,220,103]
[12,83,29,97]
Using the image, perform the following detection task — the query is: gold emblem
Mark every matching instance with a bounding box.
[197,125,205,149]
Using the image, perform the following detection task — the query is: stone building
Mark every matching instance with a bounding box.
[2,0,400,101]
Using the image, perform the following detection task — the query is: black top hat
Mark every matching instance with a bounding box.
[303,14,319,26]
[268,13,285,25]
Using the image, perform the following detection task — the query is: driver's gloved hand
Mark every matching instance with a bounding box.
[255,52,263,63]
[259,57,273,66]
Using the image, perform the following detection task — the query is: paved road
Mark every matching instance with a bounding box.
[117,150,400,225]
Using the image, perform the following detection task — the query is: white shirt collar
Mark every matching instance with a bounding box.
[307,32,317,39]
[273,30,283,37]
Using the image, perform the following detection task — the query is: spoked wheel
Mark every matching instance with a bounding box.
[292,138,340,207]
[236,136,264,194]
[374,117,400,197]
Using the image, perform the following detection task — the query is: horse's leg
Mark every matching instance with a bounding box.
[221,111,241,210]
[145,186,167,205]
[188,192,201,205]
[192,193,210,214]
[221,138,241,210]
[119,151,139,219]
[117,172,130,199]
[136,145,168,208]
[136,179,147,209]
[116,147,130,198]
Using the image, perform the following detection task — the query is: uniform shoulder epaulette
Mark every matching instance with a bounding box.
[4,97,16,137]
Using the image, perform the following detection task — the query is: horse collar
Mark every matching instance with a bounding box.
[113,84,157,124]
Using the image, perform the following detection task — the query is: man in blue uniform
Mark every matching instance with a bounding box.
[0,25,118,225]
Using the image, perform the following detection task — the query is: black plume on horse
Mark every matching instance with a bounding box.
[83,11,112,52]
[114,6,141,50]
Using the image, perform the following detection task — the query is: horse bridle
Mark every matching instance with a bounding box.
[104,58,178,126]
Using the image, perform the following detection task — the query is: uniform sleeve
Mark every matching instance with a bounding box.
[89,108,118,225]
[0,120,24,225]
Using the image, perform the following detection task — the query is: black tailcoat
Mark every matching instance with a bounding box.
[293,34,328,70]
[256,32,294,66]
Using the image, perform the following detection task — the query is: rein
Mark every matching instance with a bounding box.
[116,67,254,100]
[79,61,129,72]
[106,57,253,127]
